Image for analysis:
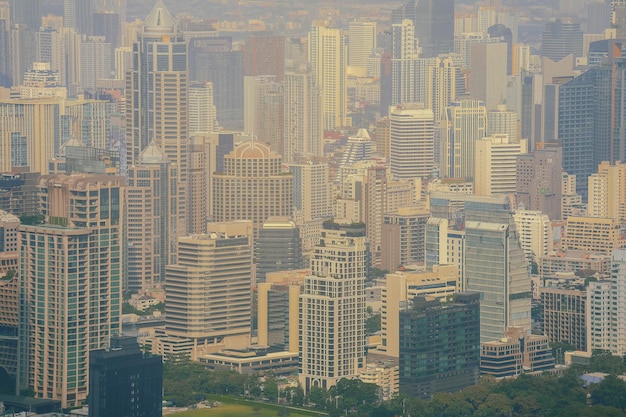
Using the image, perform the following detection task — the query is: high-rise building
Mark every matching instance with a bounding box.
[255,217,303,283]
[439,99,487,179]
[0,171,41,216]
[165,223,252,348]
[243,34,285,81]
[0,98,62,174]
[9,25,37,87]
[189,37,243,127]
[283,70,323,162]
[474,134,528,196]
[611,249,626,356]
[391,19,420,105]
[93,11,121,69]
[0,5,10,87]
[381,206,430,272]
[18,174,123,408]
[587,161,626,223]
[88,337,162,417]
[0,211,19,388]
[64,0,94,35]
[399,293,480,398]
[541,18,583,62]
[487,104,518,142]
[516,142,563,221]
[470,42,507,110]
[288,160,332,223]
[309,24,348,130]
[513,210,553,265]
[80,36,112,92]
[415,0,454,57]
[244,75,284,154]
[125,141,180,291]
[426,56,461,122]
[212,141,293,234]
[464,195,531,342]
[348,21,377,75]
[8,0,41,30]
[299,225,368,392]
[340,128,374,166]
[188,81,216,136]
[389,103,434,180]
[126,0,187,242]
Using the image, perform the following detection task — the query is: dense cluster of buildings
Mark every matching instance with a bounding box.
[2,0,626,415]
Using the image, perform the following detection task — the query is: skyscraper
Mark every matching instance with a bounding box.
[391,19,420,105]
[389,103,434,180]
[439,99,487,179]
[0,211,19,389]
[470,42,508,110]
[299,225,368,392]
[256,217,303,283]
[309,24,348,130]
[125,141,180,291]
[212,141,293,234]
[165,224,252,349]
[541,18,583,62]
[283,70,323,162]
[464,196,531,342]
[188,81,217,136]
[348,21,377,75]
[475,134,528,196]
[7,0,41,30]
[243,34,285,81]
[18,174,123,408]
[64,0,94,35]
[126,0,187,241]
[244,75,284,154]
[414,0,454,57]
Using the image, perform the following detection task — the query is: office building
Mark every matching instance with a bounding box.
[541,18,583,61]
[125,141,180,290]
[516,143,563,221]
[243,35,285,81]
[189,37,243,126]
[309,24,348,130]
[470,42,507,110]
[188,81,217,136]
[391,19,420,105]
[394,0,454,58]
[18,174,123,408]
[439,99,488,179]
[244,75,284,153]
[348,21,377,75]
[255,218,303,283]
[488,24,513,75]
[89,337,162,417]
[480,327,554,377]
[381,206,430,272]
[381,265,460,358]
[487,104,518,143]
[64,0,94,35]
[288,160,332,223]
[474,134,528,196]
[283,70,323,162]
[0,99,62,174]
[165,223,252,349]
[212,141,292,234]
[0,5,9,87]
[9,25,37,87]
[7,0,41,30]
[464,195,531,342]
[80,36,112,92]
[389,103,434,180]
[257,270,307,352]
[93,11,121,68]
[426,56,461,122]
[299,226,368,392]
[399,293,480,398]
[0,211,19,384]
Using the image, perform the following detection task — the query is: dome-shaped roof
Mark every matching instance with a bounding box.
[232,141,272,159]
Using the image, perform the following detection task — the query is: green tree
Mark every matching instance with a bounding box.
[308,386,327,408]
[365,313,381,334]
[590,375,626,410]
[19,214,45,225]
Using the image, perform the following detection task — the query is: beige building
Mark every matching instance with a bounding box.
[244,75,284,154]
[257,269,308,353]
[309,24,348,130]
[381,206,430,272]
[164,222,253,355]
[299,226,368,392]
[380,265,459,357]
[0,211,20,378]
[357,360,399,401]
[19,174,123,408]
[513,210,553,263]
[475,134,527,196]
[125,141,181,291]
[348,21,377,76]
[561,216,623,254]
[587,161,626,223]
[539,251,612,279]
[212,141,293,234]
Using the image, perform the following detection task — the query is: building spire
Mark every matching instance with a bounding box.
[143,0,177,36]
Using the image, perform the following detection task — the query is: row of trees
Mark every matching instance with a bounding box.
[163,354,626,417]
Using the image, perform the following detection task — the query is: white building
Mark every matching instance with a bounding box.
[188,81,217,136]
[513,209,553,264]
[390,103,434,180]
[475,134,527,196]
